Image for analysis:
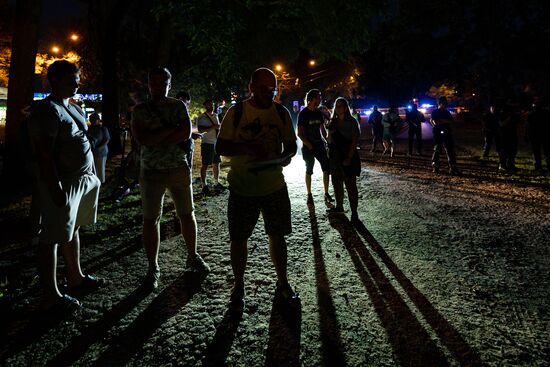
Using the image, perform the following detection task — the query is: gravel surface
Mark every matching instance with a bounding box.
[1,121,549,366]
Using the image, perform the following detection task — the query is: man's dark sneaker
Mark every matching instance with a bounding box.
[143,268,161,290]
[326,206,344,214]
[324,192,334,203]
[275,281,300,303]
[449,166,461,175]
[306,193,314,205]
[202,185,212,196]
[186,254,210,274]
[228,286,245,313]
[214,182,226,190]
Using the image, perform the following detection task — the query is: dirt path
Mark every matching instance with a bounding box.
[1,150,549,366]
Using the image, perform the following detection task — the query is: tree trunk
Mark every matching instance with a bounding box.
[96,0,132,156]
[2,0,42,190]
[154,18,172,67]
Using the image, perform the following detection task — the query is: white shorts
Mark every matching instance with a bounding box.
[39,173,101,244]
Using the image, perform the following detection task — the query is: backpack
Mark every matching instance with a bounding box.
[232,101,288,128]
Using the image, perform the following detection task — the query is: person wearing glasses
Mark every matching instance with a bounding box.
[216,67,299,312]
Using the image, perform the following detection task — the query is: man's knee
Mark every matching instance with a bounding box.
[231,239,248,251]
[178,211,195,223]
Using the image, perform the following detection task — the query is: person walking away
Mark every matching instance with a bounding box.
[28,60,104,312]
[131,67,210,290]
[430,96,460,174]
[297,89,333,205]
[526,101,550,172]
[498,103,520,173]
[382,106,401,157]
[197,98,224,195]
[88,113,110,183]
[368,105,383,152]
[406,103,425,155]
[326,97,361,224]
[481,105,501,158]
[216,67,299,312]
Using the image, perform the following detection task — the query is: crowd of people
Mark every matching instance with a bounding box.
[366,97,550,174]
[24,59,548,315]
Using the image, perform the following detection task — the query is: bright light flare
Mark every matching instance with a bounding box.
[275,64,283,72]
[70,33,79,41]
[309,59,316,66]
[51,46,60,54]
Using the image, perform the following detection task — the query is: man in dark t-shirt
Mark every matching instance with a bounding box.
[297,89,332,205]
[406,104,425,155]
[368,106,383,152]
[430,96,460,174]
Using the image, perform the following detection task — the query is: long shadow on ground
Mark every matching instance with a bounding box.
[329,214,451,366]
[307,203,347,366]
[352,220,483,366]
[88,271,207,366]
[45,283,152,366]
[0,305,71,360]
[264,294,302,366]
[202,308,243,366]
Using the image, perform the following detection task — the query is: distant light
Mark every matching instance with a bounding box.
[275,64,283,72]
[51,46,60,54]
[472,93,476,96]
[309,59,316,66]
[419,108,427,114]
[70,33,79,41]
[421,103,433,108]
[407,104,412,110]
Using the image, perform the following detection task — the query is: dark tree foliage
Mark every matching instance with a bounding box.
[359,0,550,105]
[150,0,380,102]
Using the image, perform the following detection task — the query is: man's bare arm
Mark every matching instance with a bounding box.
[33,135,66,207]
[297,125,313,149]
[131,117,176,146]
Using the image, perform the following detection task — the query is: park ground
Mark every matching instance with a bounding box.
[0,119,549,366]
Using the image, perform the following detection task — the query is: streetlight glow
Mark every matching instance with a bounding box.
[309,59,316,66]
[51,46,60,54]
[70,33,79,41]
[275,64,283,72]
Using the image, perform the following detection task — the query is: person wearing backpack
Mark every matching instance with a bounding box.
[216,67,299,312]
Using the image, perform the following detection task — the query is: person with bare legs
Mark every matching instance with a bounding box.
[197,98,224,195]
[216,67,298,312]
[297,89,333,205]
[132,67,209,290]
[29,60,103,312]
[326,97,362,224]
